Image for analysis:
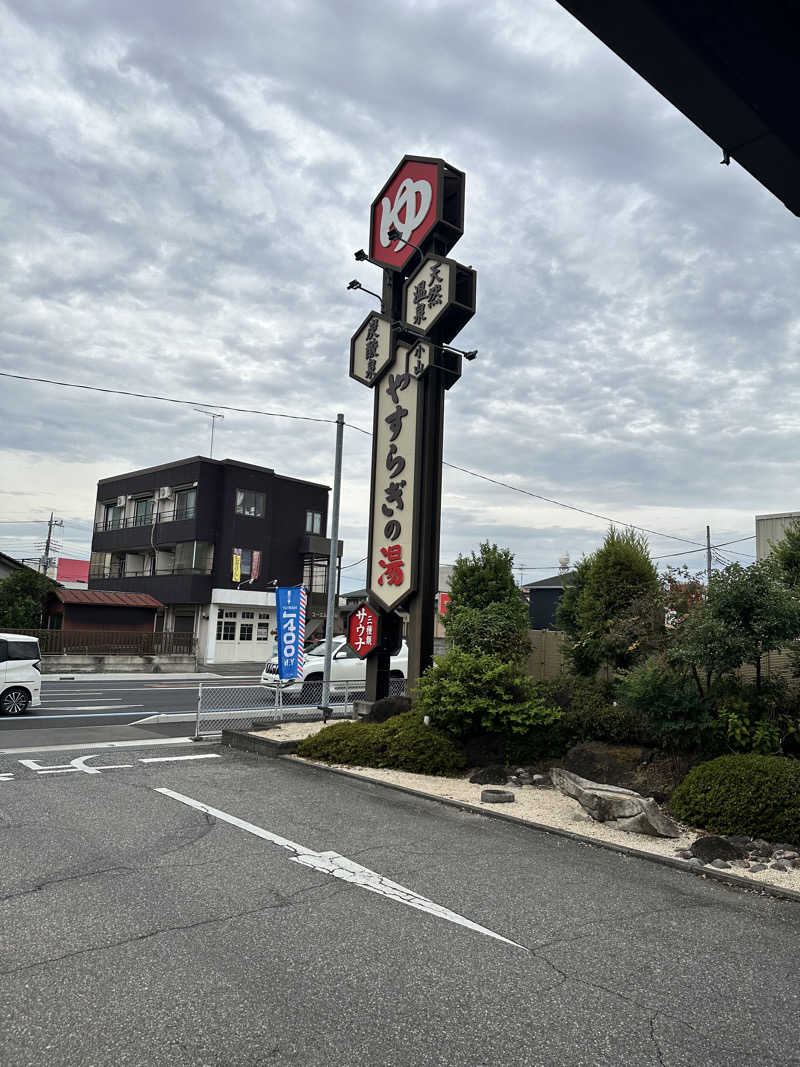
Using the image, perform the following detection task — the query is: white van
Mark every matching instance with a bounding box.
[261,634,407,690]
[0,634,42,715]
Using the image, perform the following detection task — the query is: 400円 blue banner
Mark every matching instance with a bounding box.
[276,586,307,680]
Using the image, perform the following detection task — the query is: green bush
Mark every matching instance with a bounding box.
[529,676,648,748]
[295,711,466,777]
[669,754,800,845]
[616,657,712,751]
[414,647,562,745]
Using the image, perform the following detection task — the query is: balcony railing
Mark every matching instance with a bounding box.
[1,628,197,656]
[89,563,213,579]
[94,504,197,532]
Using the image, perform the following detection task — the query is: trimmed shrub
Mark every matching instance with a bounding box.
[415,647,562,743]
[669,754,800,845]
[296,712,466,777]
[380,712,466,776]
[295,720,385,767]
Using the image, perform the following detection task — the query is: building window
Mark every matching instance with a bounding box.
[239,623,253,641]
[241,611,254,619]
[216,619,236,640]
[258,612,269,619]
[303,558,328,593]
[174,487,196,521]
[105,503,124,530]
[256,622,270,641]
[235,489,265,518]
[224,610,237,618]
[133,497,155,527]
[306,510,322,535]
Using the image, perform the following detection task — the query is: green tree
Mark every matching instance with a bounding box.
[444,542,529,663]
[670,560,800,692]
[770,519,800,589]
[558,527,662,676]
[0,569,58,629]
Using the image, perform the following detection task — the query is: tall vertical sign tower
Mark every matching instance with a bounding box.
[349,156,476,700]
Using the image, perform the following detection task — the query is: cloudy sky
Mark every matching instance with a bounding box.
[2,0,798,590]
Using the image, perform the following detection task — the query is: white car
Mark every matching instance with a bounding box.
[261,635,408,690]
[0,633,42,715]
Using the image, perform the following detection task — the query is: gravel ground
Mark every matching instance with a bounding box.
[253,722,800,895]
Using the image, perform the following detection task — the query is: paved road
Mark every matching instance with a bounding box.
[0,676,262,733]
[1,742,798,1066]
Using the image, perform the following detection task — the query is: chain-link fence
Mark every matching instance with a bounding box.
[193,678,407,738]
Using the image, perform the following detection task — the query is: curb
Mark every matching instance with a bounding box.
[277,755,800,906]
[221,729,300,757]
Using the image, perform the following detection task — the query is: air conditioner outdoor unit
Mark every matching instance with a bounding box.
[158,486,173,500]
[116,496,126,507]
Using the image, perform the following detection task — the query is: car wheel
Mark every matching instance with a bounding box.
[305,674,323,683]
[389,670,404,679]
[1,687,30,716]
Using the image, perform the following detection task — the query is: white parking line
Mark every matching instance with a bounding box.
[139,754,221,764]
[37,704,144,712]
[0,737,198,756]
[155,788,527,951]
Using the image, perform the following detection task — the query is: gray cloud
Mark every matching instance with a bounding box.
[1,0,796,582]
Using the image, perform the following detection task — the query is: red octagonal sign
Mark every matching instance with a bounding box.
[369,155,465,272]
[347,602,381,658]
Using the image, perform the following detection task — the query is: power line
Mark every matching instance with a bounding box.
[0,371,338,428]
[340,555,368,570]
[0,369,756,555]
[439,459,705,547]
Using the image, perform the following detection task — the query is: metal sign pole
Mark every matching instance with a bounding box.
[321,413,345,712]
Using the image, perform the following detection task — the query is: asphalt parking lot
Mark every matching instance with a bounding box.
[1,742,799,1066]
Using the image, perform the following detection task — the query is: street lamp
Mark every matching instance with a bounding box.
[386,225,425,268]
[346,279,382,304]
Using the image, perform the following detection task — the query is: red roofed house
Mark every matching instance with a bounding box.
[45,589,162,632]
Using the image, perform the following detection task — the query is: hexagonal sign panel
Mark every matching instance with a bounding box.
[369,156,465,272]
[350,312,394,387]
[402,254,476,344]
[347,601,381,658]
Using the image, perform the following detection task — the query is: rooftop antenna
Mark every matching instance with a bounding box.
[194,409,225,458]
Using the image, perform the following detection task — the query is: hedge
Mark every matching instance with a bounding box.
[296,711,466,777]
[669,754,800,845]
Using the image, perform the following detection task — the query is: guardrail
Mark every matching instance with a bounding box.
[194,678,407,738]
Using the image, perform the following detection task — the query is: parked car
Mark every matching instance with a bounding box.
[261,634,407,690]
[0,634,42,715]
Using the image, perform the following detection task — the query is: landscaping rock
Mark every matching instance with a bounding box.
[748,864,768,873]
[686,857,704,869]
[531,774,548,787]
[507,775,522,788]
[469,765,508,786]
[690,836,745,863]
[480,788,515,804]
[724,835,752,849]
[558,741,695,799]
[358,693,412,723]
[549,767,681,838]
[708,859,732,870]
[770,862,789,872]
[675,849,692,859]
[750,839,772,857]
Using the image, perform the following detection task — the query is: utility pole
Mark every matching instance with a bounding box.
[40,512,63,576]
[706,525,712,585]
[321,413,344,715]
